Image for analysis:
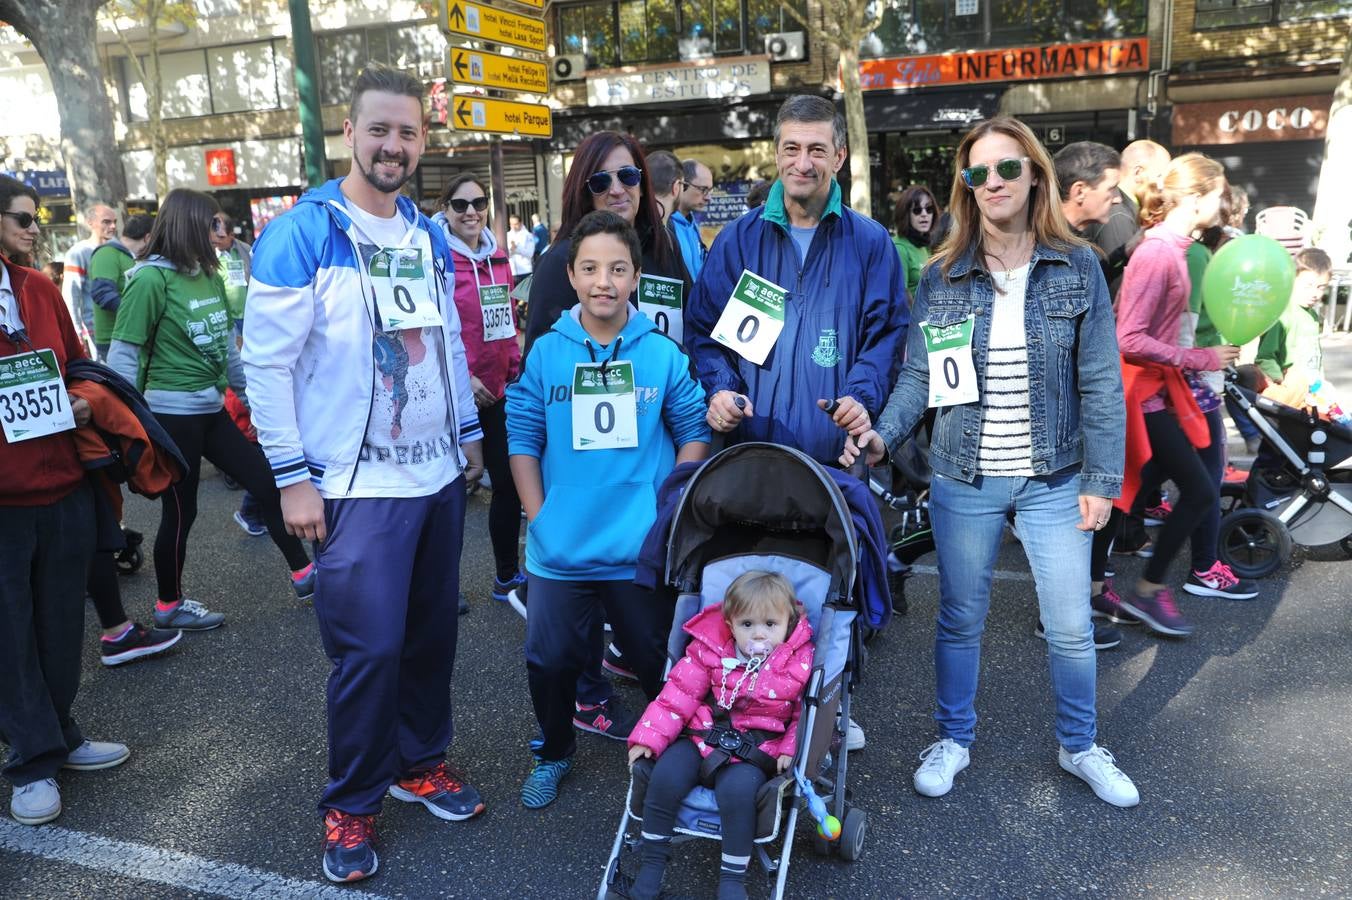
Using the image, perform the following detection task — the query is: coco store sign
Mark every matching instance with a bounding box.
[1172,94,1331,145]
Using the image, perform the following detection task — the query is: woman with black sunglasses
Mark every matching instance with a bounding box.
[107,188,315,633]
[432,173,525,608]
[521,131,689,354]
[892,185,940,302]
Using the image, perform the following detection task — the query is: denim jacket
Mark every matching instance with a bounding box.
[875,241,1125,498]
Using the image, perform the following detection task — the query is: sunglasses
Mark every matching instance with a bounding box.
[211,217,228,233]
[2,211,39,229]
[912,203,935,214]
[586,166,642,195]
[449,197,489,214]
[684,182,713,197]
[961,157,1030,189]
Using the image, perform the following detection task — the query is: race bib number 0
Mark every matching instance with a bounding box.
[479,283,515,342]
[222,255,247,288]
[371,247,442,331]
[922,317,979,408]
[572,361,638,451]
[0,350,76,443]
[712,270,786,366]
[638,274,684,343]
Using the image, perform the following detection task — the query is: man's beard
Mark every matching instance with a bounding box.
[357,152,415,194]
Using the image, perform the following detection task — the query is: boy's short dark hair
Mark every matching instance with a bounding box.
[349,63,423,123]
[1295,248,1333,277]
[123,213,154,241]
[566,210,642,269]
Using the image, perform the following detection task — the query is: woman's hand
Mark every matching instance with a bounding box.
[70,396,92,427]
[776,754,793,774]
[627,745,653,767]
[1077,495,1113,532]
[470,375,496,408]
[839,430,886,468]
[1214,345,1241,367]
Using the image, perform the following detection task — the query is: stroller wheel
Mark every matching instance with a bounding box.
[1218,509,1292,580]
[837,808,866,862]
[1341,537,1352,559]
[115,546,143,575]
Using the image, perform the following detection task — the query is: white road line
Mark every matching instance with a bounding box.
[909,564,1035,582]
[0,820,388,899]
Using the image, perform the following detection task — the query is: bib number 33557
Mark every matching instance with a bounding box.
[572,361,638,451]
[712,270,786,366]
[922,316,979,407]
[0,349,76,443]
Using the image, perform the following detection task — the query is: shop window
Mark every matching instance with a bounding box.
[1194,0,1273,27]
[864,0,1146,57]
[208,42,280,114]
[317,23,446,106]
[558,0,804,67]
[318,31,366,107]
[123,38,294,121]
[1278,0,1352,19]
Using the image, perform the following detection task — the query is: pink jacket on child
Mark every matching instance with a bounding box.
[628,605,814,763]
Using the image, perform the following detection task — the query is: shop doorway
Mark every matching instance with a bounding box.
[872,132,962,229]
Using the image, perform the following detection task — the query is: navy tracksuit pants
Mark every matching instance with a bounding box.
[313,477,466,815]
[525,574,670,761]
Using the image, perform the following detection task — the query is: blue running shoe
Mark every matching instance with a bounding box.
[492,571,526,603]
[521,755,573,809]
[292,564,317,602]
[322,810,378,883]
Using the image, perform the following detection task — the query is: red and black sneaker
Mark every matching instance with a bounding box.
[388,761,486,822]
[322,810,378,883]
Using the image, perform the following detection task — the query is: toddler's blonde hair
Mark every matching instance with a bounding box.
[723,570,799,636]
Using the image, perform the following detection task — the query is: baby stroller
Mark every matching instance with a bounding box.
[599,443,882,900]
[873,427,936,618]
[1217,373,1352,578]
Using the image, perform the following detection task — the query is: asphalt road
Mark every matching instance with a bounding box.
[2,445,1350,900]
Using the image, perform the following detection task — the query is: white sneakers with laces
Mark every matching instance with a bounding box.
[1059,744,1140,808]
[913,738,970,797]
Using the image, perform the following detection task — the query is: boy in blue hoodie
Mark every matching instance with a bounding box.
[507,211,711,809]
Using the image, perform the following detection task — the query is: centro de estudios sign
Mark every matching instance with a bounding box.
[587,56,771,107]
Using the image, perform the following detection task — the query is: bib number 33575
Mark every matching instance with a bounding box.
[572,361,638,451]
[922,316,979,407]
[712,270,786,366]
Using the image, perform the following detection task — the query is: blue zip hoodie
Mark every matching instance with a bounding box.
[685,180,909,464]
[506,306,711,580]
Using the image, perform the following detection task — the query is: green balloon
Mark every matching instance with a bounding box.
[1201,234,1296,345]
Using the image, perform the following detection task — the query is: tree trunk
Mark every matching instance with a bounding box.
[837,42,872,218]
[1311,23,1351,264]
[147,0,170,201]
[0,0,128,212]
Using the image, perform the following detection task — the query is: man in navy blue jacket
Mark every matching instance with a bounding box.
[685,95,908,465]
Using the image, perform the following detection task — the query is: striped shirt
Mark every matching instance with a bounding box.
[977,265,1034,476]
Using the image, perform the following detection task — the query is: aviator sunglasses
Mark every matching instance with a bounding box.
[449,196,489,213]
[2,211,39,229]
[961,156,1031,189]
[586,165,643,195]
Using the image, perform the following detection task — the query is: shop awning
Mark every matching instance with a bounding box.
[862,88,1005,133]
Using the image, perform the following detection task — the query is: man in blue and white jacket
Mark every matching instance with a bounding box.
[686,95,908,465]
[241,65,485,884]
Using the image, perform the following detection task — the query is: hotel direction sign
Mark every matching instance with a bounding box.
[452,95,553,139]
[443,1,546,54]
[858,38,1149,91]
[448,47,549,94]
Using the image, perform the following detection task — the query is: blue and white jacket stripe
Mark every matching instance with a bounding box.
[241,179,482,496]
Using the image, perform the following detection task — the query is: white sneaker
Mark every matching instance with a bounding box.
[913,739,969,797]
[1058,744,1140,808]
[62,739,130,771]
[11,778,60,825]
[844,717,866,752]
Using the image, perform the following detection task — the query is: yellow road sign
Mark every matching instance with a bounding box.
[444,2,546,54]
[448,47,549,95]
[452,95,553,138]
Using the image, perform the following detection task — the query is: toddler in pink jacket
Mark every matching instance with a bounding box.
[625,571,814,900]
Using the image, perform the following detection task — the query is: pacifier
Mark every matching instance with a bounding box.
[746,640,772,657]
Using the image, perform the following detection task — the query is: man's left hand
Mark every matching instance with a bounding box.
[818,396,870,436]
[462,440,485,488]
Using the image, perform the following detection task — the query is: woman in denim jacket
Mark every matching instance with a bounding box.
[842,117,1138,808]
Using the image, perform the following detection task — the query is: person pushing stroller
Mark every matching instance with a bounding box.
[624,571,814,900]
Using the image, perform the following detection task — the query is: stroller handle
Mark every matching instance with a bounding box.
[821,399,870,482]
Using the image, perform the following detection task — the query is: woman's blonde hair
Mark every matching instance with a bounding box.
[931,115,1082,280]
[723,570,799,636]
[1138,153,1225,228]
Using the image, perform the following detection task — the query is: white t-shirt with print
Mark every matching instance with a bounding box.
[342,199,461,499]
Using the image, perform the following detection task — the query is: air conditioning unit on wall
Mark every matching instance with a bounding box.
[552,54,587,82]
[764,32,804,62]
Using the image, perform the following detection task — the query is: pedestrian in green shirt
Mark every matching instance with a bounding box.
[87,214,153,360]
[1256,248,1333,386]
[209,211,252,328]
[890,185,937,302]
[108,188,314,634]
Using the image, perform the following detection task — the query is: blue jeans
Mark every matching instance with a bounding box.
[929,470,1096,752]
